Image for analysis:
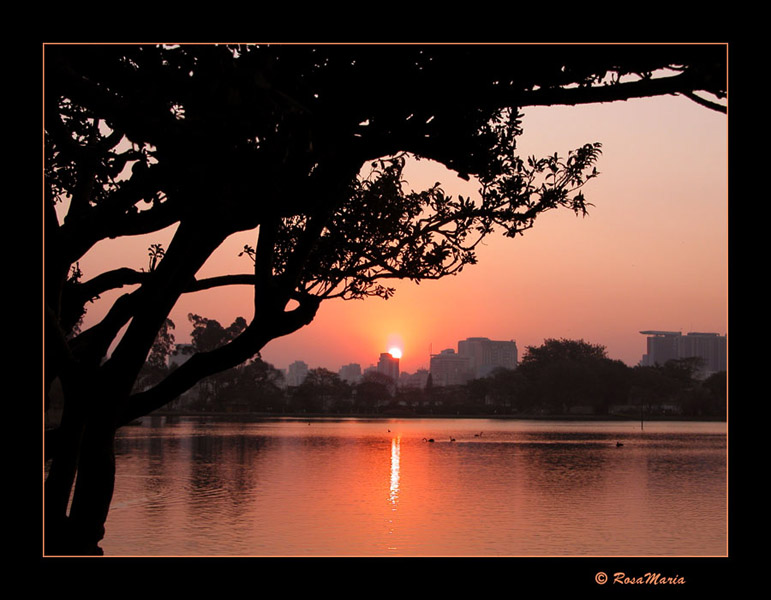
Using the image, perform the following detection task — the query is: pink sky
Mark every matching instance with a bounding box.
[75,93,728,375]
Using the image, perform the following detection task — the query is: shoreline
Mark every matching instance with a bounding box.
[146,410,725,423]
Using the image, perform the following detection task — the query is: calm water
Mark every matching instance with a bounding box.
[103,417,727,557]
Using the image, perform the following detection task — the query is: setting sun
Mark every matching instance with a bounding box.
[388,347,403,359]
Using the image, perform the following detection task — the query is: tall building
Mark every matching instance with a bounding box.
[640,331,681,367]
[457,337,518,378]
[339,363,362,384]
[676,332,727,374]
[287,360,309,386]
[399,368,430,389]
[377,353,400,381]
[430,349,472,386]
[640,330,727,375]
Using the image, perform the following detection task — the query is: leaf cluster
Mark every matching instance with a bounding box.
[279,118,602,303]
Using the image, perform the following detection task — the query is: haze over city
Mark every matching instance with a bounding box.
[72,93,727,375]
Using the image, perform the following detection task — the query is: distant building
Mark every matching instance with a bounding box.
[640,330,727,376]
[430,349,473,386]
[399,368,430,389]
[457,337,518,378]
[339,363,362,384]
[640,331,681,367]
[678,332,727,374]
[287,360,309,386]
[377,353,400,381]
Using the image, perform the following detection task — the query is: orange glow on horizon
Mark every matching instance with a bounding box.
[75,94,727,377]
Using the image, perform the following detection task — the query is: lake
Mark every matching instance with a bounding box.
[103,417,727,557]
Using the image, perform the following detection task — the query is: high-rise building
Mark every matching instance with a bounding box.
[676,332,727,374]
[640,330,727,375]
[640,331,681,367]
[430,349,472,386]
[399,368,430,389]
[457,337,518,378]
[287,360,309,386]
[339,363,362,384]
[377,353,399,381]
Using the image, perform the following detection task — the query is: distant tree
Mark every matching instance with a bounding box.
[630,365,684,408]
[146,318,176,369]
[216,356,285,412]
[661,356,705,384]
[189,314,247,353]
[44,43,726,554]
[292,368,349,412]
[355,371,394,412]
[394,386,423,412]
[702,370,727,403]
[592,358,632,414]
[187,314,248,404]
[134,318,175,390]
[696,370,727,418]
[520,338,609,366]
[631,360,725,417]
[518,338,630,413]
[483,367,535,413]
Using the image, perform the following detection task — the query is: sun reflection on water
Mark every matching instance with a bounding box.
[389,436,401,506]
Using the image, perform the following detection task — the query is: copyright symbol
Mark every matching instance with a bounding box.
[595,572,608,585]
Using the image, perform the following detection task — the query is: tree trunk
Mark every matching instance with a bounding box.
[44,415,85,554]
[67,412,117,555]
[45,379,119,556]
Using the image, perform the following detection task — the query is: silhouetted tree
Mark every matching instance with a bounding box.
[520,338,609,366]
[695,370,727,418]
[702,370,727,404]
[134,318,175,390]
[44,43,726,554]
[518,338,630,413]
[630,360,725,417]
[187,314,248,405]
[661,356,705,384]
[630,364,683,410]
[355,371,394,412]
[292,368,350,412]
[189,314,248,353]
[483,367,535,413]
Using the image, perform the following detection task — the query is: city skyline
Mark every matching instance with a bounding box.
[74,93,727,376]
[253,328,726,382]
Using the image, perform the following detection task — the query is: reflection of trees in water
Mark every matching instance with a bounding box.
[105,422,725,555]
[186,432,271,511]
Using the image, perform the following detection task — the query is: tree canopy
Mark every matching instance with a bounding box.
[43,43,727,555]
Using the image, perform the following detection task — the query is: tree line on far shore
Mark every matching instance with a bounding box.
[134,315,726,419]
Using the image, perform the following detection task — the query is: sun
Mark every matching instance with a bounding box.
[388,346,403,359]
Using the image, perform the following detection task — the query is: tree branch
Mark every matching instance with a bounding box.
[680,91,728,113]
[118,293,322,425]
[76,268,147,301]
[505,71,726,112]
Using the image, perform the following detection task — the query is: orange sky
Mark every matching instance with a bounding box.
[74,93,728,374]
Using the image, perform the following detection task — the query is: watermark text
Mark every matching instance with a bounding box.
[595,571,687,586]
